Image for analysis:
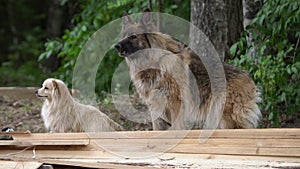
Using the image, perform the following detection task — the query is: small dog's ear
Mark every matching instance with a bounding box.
[52,80,60,95]
[140,8,153,28]
[52,80,58,89]
[122,11,134,26]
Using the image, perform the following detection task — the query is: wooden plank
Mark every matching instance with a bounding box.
[0,141,99,151]
[84,128,300,139]
[88,141,300,157]
[92,138,300,148]
[0,150,114,160]
[169,145,300,157]
[7,136,300,150]
[13,132,88,140]
[1,151,300,168]
[13,129,300,141]
[0,160,42,169]
[39,158,300,169]
[191,128,300,139]
[182,138,300,147]
[38,159,158,169]
[43,155,300,168]
[0,144,299,160]
[0,139,89,146]
[1,128,299,168]
[0,130,31,135]
[158,152,300,163]
[1,150,300,162]
[7,129,300,158]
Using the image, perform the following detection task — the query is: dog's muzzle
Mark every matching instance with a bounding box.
[114,43,127,57]
[35,90,47,98]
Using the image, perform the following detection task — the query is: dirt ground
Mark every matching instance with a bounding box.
[0,87,299,133]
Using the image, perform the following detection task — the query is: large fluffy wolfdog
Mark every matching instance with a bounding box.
[115,9,261,130]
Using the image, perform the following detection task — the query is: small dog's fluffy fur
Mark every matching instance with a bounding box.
[36,78,123,132]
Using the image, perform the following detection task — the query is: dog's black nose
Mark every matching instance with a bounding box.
[35,90,38,94]
[114,43,122,51]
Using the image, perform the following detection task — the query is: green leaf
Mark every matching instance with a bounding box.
[254,69,261,79]
[291,66,298,74]
[280,92,286,102]
[230,43,238,56]
[287,66,291,74]
[268,112,273,120]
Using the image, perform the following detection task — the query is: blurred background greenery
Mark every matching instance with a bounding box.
[0,0,299,127]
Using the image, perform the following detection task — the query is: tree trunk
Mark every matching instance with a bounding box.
[243,0,263,29]
[156,0,162,31]
[42,0,64,72]
[7,1,19,59]
[44,0,75,72]
[47,0,65,38]
[243,0,263,58]
[226,0,244,60]
[190,0,244,61]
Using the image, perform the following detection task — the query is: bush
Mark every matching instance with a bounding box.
[230,0,300,127]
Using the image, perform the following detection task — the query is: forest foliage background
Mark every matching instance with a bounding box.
[0,0,299,127]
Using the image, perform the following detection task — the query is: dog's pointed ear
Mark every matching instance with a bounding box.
[52,80,60,95]
[140,8,152,27]
[52,80,58,90]
[122,11,134,26]
[52,80,58,89]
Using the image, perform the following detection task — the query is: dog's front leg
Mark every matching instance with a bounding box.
[148,89,170,130]
[152,118,169,130]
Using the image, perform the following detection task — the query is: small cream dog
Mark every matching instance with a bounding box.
[36,78,123,132]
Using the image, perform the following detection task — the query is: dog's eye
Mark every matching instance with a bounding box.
[130,34,137,39]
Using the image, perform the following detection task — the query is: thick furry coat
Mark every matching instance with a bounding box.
[115,9,261,130]
[36,78,123,132]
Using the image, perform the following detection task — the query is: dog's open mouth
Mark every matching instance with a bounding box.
[36,94,48,98]
[116,48,128,57]
[35,92,48,98]
[120,49,127,56]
